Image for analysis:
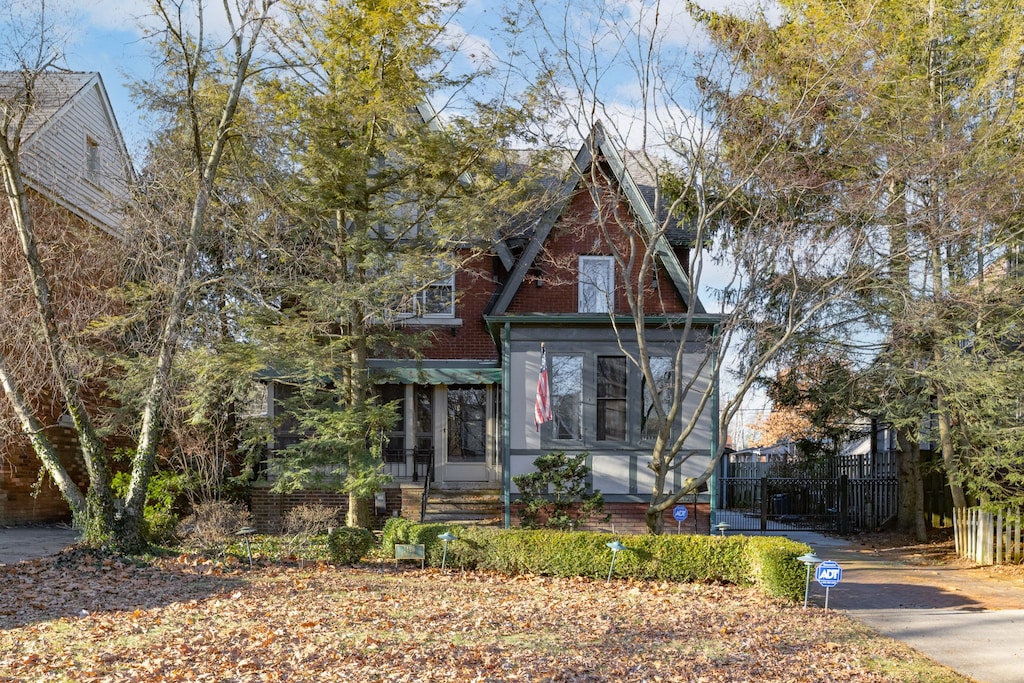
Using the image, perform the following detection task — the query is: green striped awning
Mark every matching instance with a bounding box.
[373,367,502,385]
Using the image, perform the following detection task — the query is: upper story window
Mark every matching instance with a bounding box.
[415,272,455,317]
[85,136,101,180]
[579,255,613,313]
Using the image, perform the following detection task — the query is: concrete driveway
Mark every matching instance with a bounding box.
[0,526,80,565]
[784,530,1024,683]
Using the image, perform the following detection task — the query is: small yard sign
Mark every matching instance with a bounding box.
[672,505,689,521]
[395,543,425,569]
[815,561,842,588]
[814,560,842,611]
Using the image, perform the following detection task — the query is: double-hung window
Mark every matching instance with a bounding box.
[642,357,675,440]
[578,256,614,313]
[596,356,627,441]
[550,355,583,441]
[415,272,455,317]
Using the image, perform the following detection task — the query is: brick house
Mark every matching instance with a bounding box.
[0,72,132,524]
[253,123,719,534]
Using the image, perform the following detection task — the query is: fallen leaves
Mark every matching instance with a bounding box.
[0,553,971,682]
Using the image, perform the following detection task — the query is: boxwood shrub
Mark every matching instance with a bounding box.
[327,526,374,565]
[393,523,810,601]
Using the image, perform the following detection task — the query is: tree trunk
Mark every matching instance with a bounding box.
[645,503,665,535]
[895,428,929,542]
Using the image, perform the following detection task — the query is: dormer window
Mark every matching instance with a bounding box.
[578,255,613,313]
[85,136,101,180]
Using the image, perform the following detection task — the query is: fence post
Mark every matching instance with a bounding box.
[953,507,961,556]
[838,475,850,535]
[760,477,769,531]
[997,509,1004,565]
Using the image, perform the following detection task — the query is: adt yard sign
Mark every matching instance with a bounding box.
[672,505,689,522]
[815,560,842,588]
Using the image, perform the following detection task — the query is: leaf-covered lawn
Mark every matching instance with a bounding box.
[0,552,970,682]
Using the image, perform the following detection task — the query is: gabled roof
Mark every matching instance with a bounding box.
[1,71,128,153]
[1,71,133,233]
[489,122,705,315]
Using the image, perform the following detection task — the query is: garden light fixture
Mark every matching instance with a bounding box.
[438,531,457,572]
[797,552,821,608]
[606,540,627,582]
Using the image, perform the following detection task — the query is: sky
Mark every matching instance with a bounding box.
[11,0,777,436]
[43,0,776,161]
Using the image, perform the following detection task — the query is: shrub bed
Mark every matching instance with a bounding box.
[385,520,810,601]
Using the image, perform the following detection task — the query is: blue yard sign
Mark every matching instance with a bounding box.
[672,505,689,522]
[815,560,842,588]
[814,560,842,611]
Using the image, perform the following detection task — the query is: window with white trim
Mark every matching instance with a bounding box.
[85,136,101,180]
[415,272,455,317]
[578,255,613,313]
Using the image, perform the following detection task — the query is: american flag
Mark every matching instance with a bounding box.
[534,345,552,431]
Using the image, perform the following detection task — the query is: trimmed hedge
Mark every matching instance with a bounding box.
[385,520,811,601]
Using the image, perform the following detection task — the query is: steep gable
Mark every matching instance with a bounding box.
[6,71,132,234]
[490,123,704,317]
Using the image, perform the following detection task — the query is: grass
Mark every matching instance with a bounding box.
[0,546,974,682]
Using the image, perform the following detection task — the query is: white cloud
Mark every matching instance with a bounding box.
[443,23,498,68]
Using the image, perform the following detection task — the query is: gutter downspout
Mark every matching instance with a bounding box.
[502,322,512,529]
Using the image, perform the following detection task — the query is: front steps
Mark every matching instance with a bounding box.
[421,488,502,526]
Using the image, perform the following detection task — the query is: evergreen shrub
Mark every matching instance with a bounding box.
[327,526,374,565]
[402,523,809,600]
[381,516,415,555]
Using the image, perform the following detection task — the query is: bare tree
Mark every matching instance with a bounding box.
[506,0,881,532]
[0,0,276,549]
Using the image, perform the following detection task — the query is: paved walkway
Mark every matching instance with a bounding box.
[0,525,80,565]
[783,531,1024,683]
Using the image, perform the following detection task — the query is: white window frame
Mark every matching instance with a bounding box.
[415,272,455,318]
[578,255,614,313]
[85,135,101,180]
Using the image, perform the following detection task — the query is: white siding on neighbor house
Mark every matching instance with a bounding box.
[20,80,130,233]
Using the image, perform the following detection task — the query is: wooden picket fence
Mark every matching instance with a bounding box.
[953,507,1024,565]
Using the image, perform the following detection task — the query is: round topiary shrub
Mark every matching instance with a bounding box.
[327,526,374,565]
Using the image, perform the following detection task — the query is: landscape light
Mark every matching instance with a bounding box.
[236,526,257,569]
[438,531,457,572]
[606,540,627,582]
[797,553,822,608]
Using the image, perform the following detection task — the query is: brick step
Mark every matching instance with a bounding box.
[422,489,501,525]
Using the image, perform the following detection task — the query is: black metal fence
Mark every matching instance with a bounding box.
[719,475,899,533]
[382,447,434,482]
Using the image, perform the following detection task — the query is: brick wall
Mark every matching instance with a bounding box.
[508,190,689,316]
[1,191,120,525]
[413,252,500,361]
[0,426,91,525]
[250,486,405,533]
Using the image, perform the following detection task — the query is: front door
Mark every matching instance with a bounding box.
[444,385,490,482]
